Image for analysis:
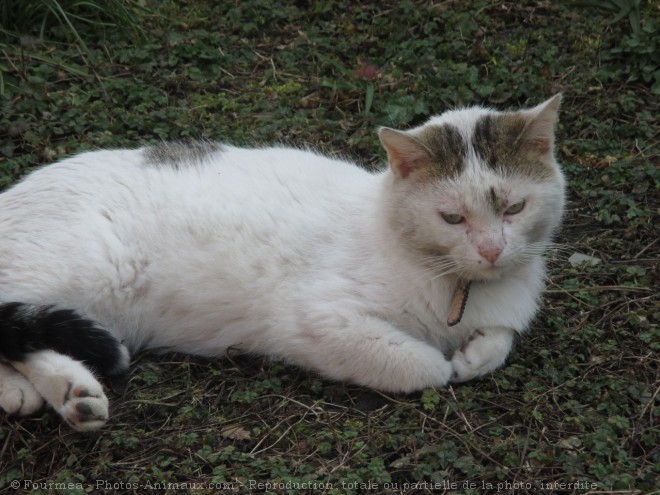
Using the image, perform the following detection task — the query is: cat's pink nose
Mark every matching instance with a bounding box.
[479,246,502,264]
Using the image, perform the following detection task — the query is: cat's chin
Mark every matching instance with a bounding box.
[463,265,505,282]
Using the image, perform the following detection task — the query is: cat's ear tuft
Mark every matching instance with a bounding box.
[378,127,432,179]
[521,94,562,155]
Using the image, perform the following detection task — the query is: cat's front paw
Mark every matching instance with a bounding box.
[0,364,44,415]
[451,327,514,383]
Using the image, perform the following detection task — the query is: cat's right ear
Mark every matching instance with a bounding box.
[379,128,432,179]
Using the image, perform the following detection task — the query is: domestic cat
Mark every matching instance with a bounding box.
[0,96,565,431]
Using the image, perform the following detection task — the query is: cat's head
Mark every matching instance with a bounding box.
[379,95,565,281]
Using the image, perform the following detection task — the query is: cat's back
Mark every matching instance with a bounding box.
[197,144,375,205]
[1,143,373,218]
[0,142,376,283]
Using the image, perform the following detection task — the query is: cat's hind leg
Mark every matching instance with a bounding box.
[450,326,515,382]
[0,362,44,416]
[0,302,131,429]
[0,303,131,378]
[11,350,109,431]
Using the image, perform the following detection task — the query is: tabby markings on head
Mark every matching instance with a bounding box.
[471,114,555,181]
[415,124,468,180]
[486,185,505,212]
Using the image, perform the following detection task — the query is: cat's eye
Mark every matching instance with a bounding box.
[441,212,465,225]
[505,200,526,215]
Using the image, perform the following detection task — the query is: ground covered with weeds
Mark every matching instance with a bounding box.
[1,1,658,494]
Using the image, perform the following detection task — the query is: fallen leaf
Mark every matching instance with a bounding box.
[221,425,252,441]
[557,436,582,450]
[569,253,602,267]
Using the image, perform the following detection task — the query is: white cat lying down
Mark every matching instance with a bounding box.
[0,96,564,430]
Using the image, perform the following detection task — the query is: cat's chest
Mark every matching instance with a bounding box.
[387,281,456,334]
[392,280,497,339]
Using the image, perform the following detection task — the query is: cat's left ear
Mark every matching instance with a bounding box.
[378,128,432,179]
[520,94,562,155]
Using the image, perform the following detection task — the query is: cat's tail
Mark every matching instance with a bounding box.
[0,302,129,377]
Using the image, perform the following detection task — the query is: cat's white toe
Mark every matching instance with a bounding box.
[59,382,109,431]
[0,383,45,416]
[451,349,482,382]
[0,364,44,416]
[450,327,514,383]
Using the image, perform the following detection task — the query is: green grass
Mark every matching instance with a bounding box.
[0,1,658,494]
[0,0,147,40]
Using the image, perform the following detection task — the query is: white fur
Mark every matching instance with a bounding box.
[0,362,44,415]
[451,327,515,382]
[12,351,109,431]
[0,99,564,428]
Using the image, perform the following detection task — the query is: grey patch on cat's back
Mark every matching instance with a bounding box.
[472,114,554,181]
[142,141,223,169]
[417,124,467,178]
